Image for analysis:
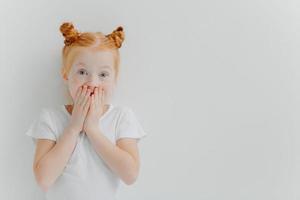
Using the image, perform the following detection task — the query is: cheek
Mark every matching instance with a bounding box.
[100,81,113,92]
[68,78,83,100]
[101,83,114,98]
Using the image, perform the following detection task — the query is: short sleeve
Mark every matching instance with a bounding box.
[25,108,57,144]
[116,107,148,143]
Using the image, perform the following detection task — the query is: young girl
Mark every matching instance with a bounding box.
[25,22,148,200]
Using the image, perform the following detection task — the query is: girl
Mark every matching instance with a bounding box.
[25,22,148,200]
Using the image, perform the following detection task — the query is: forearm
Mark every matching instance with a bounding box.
[86,128,138,185]
[34,126,79,190]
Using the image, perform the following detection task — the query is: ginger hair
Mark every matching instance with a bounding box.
[59,22,125,81]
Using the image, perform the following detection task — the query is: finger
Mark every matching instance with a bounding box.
[85,88,91,99]
[81,85,88,97]
[89,95,92,104]
[91,94,95,110]
[85,87,90,96]
[75,86,82,98]
[83,96,91,114]
[82,89,91,107]
[74,86,83,105]
[92,88,98,110]
[79,86,88,105]
[76,86,85,105]
[95,87,99,106]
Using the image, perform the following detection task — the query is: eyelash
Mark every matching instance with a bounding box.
[78,69,109,78]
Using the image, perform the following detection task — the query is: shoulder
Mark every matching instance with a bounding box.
[35,106,51,120]
[37,105,68,127]
[25,105,60,141]
[112,105,143,125]
[112,105,135,118]
[40,105,63,118]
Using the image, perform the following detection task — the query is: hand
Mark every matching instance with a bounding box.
[68,85,92,134]
[83,87,105,134]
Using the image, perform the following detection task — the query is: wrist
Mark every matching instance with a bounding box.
[65,125,81,136]
[85,126,99,136]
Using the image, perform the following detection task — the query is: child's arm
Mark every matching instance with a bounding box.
[33,126,79,192]
[86,129,140,185]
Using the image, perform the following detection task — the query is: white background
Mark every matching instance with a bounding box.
[0,0,299,199]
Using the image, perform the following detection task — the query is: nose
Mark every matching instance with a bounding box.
[84,74,103,91]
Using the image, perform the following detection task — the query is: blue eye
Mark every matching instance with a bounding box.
[77,69,109,78]
[78,69,87,75]
[99,72,109,78]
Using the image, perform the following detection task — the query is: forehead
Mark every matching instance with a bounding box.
[73,48,115,70]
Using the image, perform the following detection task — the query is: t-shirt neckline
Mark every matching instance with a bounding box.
[61,103,114,121]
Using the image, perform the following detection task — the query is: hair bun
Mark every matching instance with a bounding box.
[106,26,125,48]
[60,22,80,46]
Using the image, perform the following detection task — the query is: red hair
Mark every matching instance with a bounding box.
[59,22,125,81]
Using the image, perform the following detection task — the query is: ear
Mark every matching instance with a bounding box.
[62,74,69,83]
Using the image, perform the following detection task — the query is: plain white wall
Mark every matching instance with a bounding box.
[1,0,300,199]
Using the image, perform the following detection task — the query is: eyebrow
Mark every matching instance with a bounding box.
[76,62,112,70]
[99,66,111,69]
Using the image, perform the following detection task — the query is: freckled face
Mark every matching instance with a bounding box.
[65,48,116,104]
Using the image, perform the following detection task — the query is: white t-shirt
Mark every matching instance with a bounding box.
[25,104,148,200]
